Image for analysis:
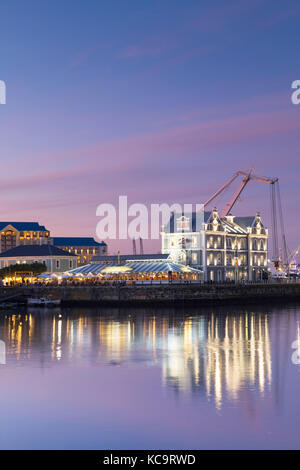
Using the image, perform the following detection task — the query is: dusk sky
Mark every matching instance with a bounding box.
[0,0,299,254]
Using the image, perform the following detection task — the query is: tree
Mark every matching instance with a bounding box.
[0,262,47,279]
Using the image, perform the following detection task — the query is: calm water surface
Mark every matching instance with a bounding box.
[0,304,299,449]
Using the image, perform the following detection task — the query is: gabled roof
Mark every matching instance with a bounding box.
[165,210,260,234]
[166,211,209,232]
[233,216,256,230]
[0,222,47,231]
[0,245,76,258]
[53,237,107,247]
[222,220,247,234]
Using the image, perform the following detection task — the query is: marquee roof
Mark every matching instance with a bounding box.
[68,261,202,275]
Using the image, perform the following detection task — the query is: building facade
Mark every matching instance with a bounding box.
[161,211,205,268]
[162,208,268,282]
[0,245,77,273]
[0,222,51,253]
[52,237,107,265]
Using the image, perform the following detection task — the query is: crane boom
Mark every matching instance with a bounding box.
[204,169,278,215]
[204,172,240,207]
[220,171,252,217]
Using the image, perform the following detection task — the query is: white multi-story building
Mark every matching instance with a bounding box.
[161,208,268,282]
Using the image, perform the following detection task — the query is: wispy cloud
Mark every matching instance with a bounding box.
[2,105,298,195]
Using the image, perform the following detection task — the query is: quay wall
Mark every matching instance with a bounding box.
[1,283,300,306]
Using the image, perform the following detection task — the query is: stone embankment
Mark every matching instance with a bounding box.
[0,282,300,306]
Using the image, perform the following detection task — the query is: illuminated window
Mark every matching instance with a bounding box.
[226,254,233,265]
[177,216,189,231]
[240,238,246,249]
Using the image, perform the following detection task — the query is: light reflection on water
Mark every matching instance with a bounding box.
[0,305,299,449]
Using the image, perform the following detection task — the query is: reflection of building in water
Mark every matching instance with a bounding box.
[0,310,271,409]
[161,313,272,409]
[205,314,272,408]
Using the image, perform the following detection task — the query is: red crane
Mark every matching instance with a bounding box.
[204,169,288,268]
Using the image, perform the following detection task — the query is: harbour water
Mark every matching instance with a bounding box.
[0,304,299,449]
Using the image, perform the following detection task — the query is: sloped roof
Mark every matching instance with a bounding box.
[222,220,247,234]
[0,245,76,258]
[165,211,259,234]
[233,216,256,230]
[0,222,47,231]
[68,261,202,275]
[92,254,169,263]
[53,237,107,247]
[166,211,209,232]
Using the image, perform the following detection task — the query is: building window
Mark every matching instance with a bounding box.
[240,255,247,265]
[207,236,214,248]
[177,216,189,231]
[240,238,246,249]
[226,254,233,266]
[192,253,197,263]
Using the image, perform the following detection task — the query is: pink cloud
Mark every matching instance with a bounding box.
[1,106,299,196]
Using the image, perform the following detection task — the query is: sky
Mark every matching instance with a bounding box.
[0,0,299,254]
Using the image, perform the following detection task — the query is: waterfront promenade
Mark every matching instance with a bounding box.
[1,282,300,306]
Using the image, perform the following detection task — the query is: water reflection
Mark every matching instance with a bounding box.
[0,306,297,411]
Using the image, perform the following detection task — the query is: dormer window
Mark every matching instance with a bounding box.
[177,216,189,231]
[256,222,261,235]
